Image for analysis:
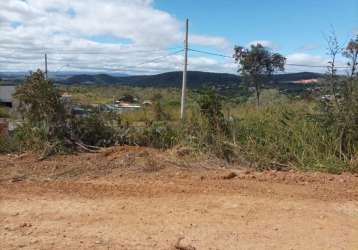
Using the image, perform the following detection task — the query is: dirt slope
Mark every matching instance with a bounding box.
[1,146,358,250]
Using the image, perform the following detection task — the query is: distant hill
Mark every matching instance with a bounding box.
[64,74,119,85]
[60,71,323,90]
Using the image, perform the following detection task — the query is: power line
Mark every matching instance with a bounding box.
[189,48,350,69]
[134,49,183,67]
[1,46,183,55]
[285,63,347,69]
[53,49,184,73]
[189,48,232,58]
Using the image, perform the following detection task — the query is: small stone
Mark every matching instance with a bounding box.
[223,172,238,180]
[339,178,346,183]
[20,223,32,228]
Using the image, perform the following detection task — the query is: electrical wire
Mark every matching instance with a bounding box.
[189,48,350,69]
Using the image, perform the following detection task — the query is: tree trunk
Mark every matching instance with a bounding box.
[255,82,260,108]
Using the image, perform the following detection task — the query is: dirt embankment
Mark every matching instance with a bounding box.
[1,146,358,249]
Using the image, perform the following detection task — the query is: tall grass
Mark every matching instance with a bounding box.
[62,86,357,173]
[7,84,358,174]
[233,103,349,173]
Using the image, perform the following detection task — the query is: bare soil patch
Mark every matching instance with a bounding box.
[1,146,358,249]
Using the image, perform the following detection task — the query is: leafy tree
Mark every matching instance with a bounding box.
[344,35,358,78]
[14,70,67,140]
[13,70,118,152]
[234,44,286,107]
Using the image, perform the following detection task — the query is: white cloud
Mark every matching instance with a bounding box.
[247,40,276,49]
[0,0,232,74]
[190,35,230,50]
[285,53,326,73]
[286,53,326,66]
[296,44,321,53]
[353,27,358,35]
[0,1,338,75]
[285,53,347,73]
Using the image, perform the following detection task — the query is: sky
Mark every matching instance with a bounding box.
[0,0,357,75]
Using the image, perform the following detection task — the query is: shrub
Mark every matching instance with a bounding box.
[0,108,10,118]
[14,122,68,153]
[123,121,178,149]
[70,112,117,147]
[0,135,17,153]
[13,70,70,153]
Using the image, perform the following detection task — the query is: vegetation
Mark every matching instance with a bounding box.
[316,35,358,162]
[234,43,286,107]
[1,36,358,174]
[0,107,9,118]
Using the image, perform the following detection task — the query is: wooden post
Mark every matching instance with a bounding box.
[180,18,189,120]
[45,53,48,80]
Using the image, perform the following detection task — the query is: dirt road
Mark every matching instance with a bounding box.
[1,147,358,249]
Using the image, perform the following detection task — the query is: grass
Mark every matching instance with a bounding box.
[9,85,358,174]
[0,107,10,118]
[60,85,182,105]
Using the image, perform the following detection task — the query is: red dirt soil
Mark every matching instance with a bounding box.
[1,146,358,249]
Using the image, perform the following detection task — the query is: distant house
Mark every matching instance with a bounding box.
[114,94,141,110]
[117,95,139,104]
[115,102,141,109]
[0,81,17,108]
[142,100,153,106]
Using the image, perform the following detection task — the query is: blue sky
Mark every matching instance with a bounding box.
[156,0,358,56]
[0,0,357,74]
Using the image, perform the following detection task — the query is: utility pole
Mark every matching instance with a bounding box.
[180,18,189,120]
[44,53,48,80]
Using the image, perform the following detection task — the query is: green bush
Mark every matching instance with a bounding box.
[70,112,116,147]
[14,122,68,153]
[0,108,10,118]
[122,121,178,149]
[0,136,17,153]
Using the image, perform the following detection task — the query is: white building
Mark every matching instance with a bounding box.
[0,83,16,107]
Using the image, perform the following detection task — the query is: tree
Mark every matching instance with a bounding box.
[234,44,286,107]
[14,70,69,152]
[14,70,66,129]
[344,35,358,78]
[13,70,117,152]
[325,30,343,107]
[320,35,358,159]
